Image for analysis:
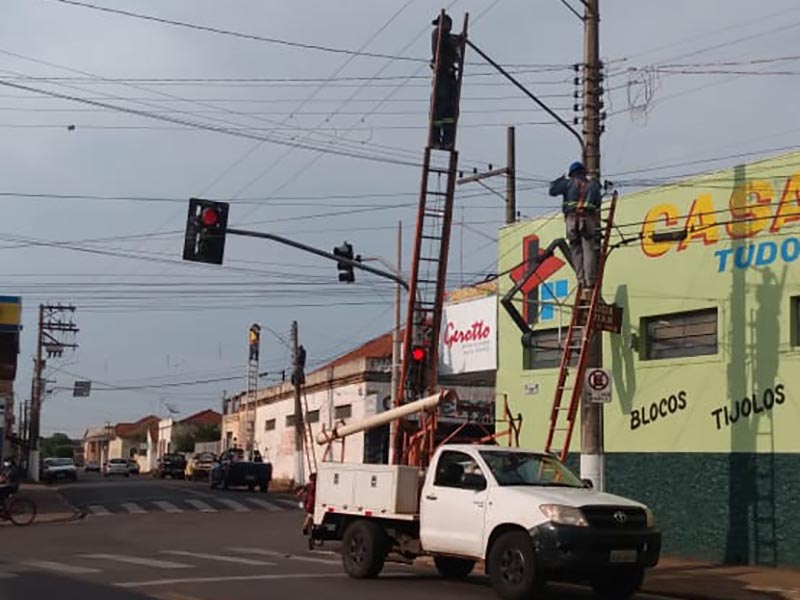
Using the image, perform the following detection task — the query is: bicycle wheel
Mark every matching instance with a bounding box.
[7,497,37,526]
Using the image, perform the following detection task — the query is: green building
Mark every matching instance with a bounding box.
[497,151,800,565]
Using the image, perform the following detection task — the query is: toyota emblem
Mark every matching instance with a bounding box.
[613,511,628,524]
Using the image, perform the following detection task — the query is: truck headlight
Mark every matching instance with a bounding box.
[539,504,588,527]
[645,507,655,528]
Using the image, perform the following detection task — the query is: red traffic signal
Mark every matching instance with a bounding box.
[411,347,426,362]
[201,207,220,227]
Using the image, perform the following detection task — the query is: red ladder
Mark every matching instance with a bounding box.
[544,191,618,462]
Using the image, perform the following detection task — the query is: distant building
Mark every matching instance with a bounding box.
[157,409,221,459]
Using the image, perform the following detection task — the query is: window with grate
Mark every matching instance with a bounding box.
[643,308,718,360]
[306,410,320,424]
[522,328,577,370]
[285,414,295,427]
[334,404,352,420]
[264,418,276,431]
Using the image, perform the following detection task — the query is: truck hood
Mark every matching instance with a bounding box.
[498,485,646,509]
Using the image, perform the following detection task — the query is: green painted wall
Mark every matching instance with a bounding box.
[497,151,800,564]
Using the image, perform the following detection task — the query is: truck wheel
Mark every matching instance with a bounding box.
[247,483,255,492]
[591,567,644,600]
[487,530,541,600]
[434,556,475,579]
[342,520,386,579]
[259,483,268,493]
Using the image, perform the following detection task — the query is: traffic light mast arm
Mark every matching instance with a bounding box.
[225,228,409,290]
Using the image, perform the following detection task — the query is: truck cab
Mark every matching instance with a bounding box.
[314,444,661,600]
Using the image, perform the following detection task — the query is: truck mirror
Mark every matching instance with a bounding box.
[581,478,594,489]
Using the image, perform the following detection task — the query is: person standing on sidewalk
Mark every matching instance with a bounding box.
[298,472,317,535]
[549,161,602,299]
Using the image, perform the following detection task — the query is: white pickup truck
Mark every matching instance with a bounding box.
[313,444,661,600]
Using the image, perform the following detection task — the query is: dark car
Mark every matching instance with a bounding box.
[155,453,187,479]
[210,449,272,492]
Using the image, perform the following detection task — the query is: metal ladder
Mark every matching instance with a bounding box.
[395,12,468,465]
[244,356,258,459]
[301,389,318,475]
[545,191,618,462]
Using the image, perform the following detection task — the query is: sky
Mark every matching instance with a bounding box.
[1,0,798,437]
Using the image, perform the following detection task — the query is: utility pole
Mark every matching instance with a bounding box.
[388,221,402,464]
[581,0,604,491]
[28,304,78,481]
[291,321,305,486]
[456,126,516,224]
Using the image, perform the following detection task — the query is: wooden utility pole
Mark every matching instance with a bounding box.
[581,0,605,491]
[291,321,305,486]
[388,221,402,464]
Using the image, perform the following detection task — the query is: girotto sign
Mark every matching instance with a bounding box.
[638,173,800,272]
[439,295,497,375]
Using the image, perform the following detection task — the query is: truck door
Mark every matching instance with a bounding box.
[420,450,488,558]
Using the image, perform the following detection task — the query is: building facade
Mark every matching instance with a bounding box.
[497,151,800,565]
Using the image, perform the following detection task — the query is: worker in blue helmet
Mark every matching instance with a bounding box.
[549,161,601,299]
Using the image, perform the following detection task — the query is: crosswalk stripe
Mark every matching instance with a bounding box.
[216,498,250,512]
[185,499,216,513]
[121,502,146,514]
[243,498,281,511]
[153,501,183,514]
[23,560,102,575]
[88,505,111,516]
[82,554,193,569]
[162,550,275,567]
[227,547,339,565]
[265,497,300,510]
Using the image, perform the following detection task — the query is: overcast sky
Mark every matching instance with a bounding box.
[2,0,798,437]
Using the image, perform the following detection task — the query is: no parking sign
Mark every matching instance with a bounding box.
[585,368,612,403]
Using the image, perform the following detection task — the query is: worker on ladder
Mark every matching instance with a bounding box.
[430,12,463,150]
[549,161,601,300]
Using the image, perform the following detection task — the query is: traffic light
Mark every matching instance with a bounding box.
[411,346,426,362]
[333,242,355,283]
[183,198,229,265]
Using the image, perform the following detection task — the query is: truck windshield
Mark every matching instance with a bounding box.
[479,451,584,487]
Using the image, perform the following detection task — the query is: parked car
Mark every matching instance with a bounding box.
[210,448,272,492]
[41,457,78,483]
[155,453,187,479]
[127,459,140,475]
[185,452,216,481]
[104,458,130,477]
[84,460,101,473]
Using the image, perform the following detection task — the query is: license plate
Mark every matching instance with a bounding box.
[245,475,255,481]
[609,550,638,563]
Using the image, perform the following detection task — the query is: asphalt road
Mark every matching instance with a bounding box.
[0,477,679,600]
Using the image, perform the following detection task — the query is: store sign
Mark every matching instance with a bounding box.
[439,295,497,374]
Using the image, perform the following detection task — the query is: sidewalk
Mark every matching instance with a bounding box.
[643,557,800,600]
[7,483,85,525]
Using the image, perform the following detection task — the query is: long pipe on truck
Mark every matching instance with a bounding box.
[316,390,448,445]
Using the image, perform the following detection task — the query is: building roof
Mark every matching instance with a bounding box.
[178,409,221,427]
[115,415,160,438]
[323,330,394,371]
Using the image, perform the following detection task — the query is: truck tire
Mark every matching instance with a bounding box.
[487,530,541,600]
[247,483,255,492]
[341,520,387,579]
[259,483,268,493]
[434,556,475,579]
[591,567,644,600]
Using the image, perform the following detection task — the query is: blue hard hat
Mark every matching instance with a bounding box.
[568,161,585,175]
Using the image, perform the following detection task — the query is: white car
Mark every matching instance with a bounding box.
[104,458,130,477]
[42,458,78,483]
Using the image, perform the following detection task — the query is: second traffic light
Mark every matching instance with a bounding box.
[183,198,229,265]
[333,242,356,283]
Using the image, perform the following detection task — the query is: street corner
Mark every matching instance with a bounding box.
[16,484,86,525]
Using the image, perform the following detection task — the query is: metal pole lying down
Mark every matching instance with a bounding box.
[316,391,449,446]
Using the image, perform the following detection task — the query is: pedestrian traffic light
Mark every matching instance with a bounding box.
[411,346,426,362]
[333,242,355,283]
[183,198,229,265]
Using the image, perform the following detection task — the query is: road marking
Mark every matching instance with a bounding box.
[227,547,339,565]
[87,505,111,516]
[116,572,344,588]
[243,498,281,511]
[153,501,183,514]
[185,499,216,513]
[215,498,250,512]
[121,502,146,514]
[266,497,301,510]
[162,550,276,567]
[23,561,102,575]
[82,554,194,569]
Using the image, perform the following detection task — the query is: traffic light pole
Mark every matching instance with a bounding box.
[225,228,409,290]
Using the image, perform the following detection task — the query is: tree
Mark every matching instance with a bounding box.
[193,424,221,443]
[40,433,75,458]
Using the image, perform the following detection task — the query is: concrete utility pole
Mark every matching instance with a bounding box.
[291,321,305,486]
[580,0,605,491]
[455,125,517,224]
[388,221,403,464]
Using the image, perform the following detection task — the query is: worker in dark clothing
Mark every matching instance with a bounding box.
[430,13,462,150]
[549,161,602,299]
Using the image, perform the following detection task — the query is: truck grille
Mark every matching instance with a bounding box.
[581,506,647,529]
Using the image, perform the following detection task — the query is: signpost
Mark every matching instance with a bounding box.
[594,301,623,334]
[73,380,91,398]
[585,368,612,403]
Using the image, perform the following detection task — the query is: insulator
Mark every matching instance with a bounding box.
[573,77,581,86]
[573,104,580,112]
